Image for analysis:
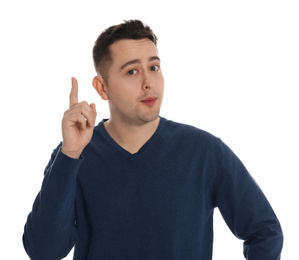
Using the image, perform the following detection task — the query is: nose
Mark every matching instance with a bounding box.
[142,70,154,91]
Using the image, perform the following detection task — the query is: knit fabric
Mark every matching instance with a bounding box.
[23,117,283,259]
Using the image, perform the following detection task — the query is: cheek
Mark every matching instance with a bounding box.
[156,73,165,90]
[107,83,137,105]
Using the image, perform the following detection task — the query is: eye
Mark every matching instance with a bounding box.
[127,69,138,75]
[150,65,160,71]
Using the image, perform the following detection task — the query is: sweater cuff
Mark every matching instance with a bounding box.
[50,147,84,178]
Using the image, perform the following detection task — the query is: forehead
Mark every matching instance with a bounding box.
[109,39,158,64]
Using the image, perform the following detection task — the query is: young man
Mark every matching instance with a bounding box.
[23,20,283,260]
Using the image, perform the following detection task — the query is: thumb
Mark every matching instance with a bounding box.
[90,103,96,114]
[90,103,97,125]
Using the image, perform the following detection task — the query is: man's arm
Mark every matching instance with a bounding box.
[23,144,82,259]
[23,78,97,259]
[213,140,283,260]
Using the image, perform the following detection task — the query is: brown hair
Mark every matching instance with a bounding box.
[92,20,158,80]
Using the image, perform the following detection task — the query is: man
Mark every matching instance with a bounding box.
[23,20,283,260]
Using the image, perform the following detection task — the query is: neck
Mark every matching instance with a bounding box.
[104,116,160,154]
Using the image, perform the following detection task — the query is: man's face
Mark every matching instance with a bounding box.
[104,38,164,126]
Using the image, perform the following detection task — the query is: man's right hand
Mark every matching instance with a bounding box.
[61,77,97,159]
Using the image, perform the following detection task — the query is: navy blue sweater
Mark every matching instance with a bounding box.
[23,117,283,259]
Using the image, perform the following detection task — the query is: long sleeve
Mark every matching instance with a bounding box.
[213,140,283,259]
[23,144,83,260]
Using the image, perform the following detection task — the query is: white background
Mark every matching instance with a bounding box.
[1,0,298,259]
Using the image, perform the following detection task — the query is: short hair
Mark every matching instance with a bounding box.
[92,20,158,80]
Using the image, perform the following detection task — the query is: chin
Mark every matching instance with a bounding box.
[138,111,160,124]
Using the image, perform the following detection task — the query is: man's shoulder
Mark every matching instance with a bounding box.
[161,117,220,145]
[162,117,216,137]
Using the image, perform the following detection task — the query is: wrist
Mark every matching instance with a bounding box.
[61,146,82,159]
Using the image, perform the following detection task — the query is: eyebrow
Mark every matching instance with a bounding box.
[120,56,160,70]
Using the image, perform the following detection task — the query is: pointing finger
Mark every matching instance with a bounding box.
[70,77,79,108]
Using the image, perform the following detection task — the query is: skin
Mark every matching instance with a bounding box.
[61,39,164,158]
[61,77,97,159]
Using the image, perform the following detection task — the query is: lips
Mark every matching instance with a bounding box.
[141,96,157,107]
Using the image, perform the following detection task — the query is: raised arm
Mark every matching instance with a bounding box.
[23,78,97,259]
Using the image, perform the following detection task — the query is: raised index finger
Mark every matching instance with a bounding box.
[70,77,79,108]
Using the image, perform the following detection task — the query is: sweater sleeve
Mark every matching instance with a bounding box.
[23,143,83,260]
[213,139,283,260]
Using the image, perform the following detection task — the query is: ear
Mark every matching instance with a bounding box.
[92,76,109,100]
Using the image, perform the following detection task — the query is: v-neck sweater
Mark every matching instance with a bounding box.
[23,117,283,260]
[99,118,163,161]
